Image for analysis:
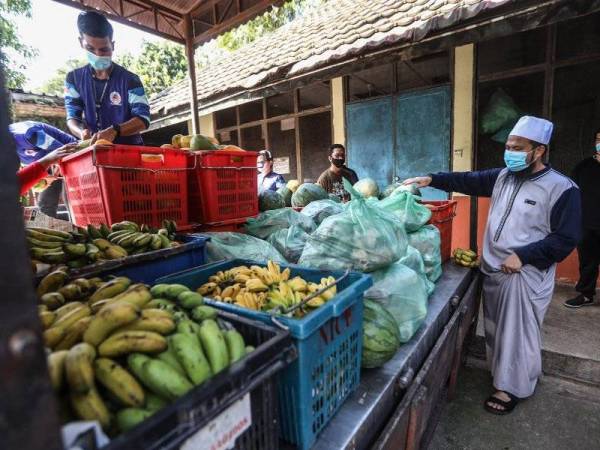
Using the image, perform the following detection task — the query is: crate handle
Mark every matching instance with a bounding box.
[198,165,258,170]
[91,146,197,173]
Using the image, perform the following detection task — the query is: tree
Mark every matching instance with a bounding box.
[128,41,186,97]
[0,0,36,89]
[36,58,87,97]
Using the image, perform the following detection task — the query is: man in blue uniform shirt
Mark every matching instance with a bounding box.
[64,11,150,144]
[404,116,581,415]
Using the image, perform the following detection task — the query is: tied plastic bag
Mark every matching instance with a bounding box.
[480,88,521,135]
[300,199,344,225]
[379,191,431,232]
[266,225,310,263]
[364,263,428,343]
[298,179,408,273]
[245,208,316,240]
[399,245,436,295]
[202,232,287,264]
[407,225,442,283]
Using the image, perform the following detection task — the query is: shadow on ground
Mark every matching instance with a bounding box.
[429,366,600,450]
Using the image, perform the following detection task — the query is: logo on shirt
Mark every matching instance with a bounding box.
[109,91,122,106]
[24,149,37,157]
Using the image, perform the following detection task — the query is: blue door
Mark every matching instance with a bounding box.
[395,86,451,200]
[345,97,394,190]
[346,86,451,199]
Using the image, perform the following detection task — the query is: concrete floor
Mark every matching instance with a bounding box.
[430,366,600,450]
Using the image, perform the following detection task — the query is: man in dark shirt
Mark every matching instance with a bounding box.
[565,129,600,308]
[317,144,359,201]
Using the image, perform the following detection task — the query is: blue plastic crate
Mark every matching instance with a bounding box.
[68,234,209,284]
[157,259,372,450]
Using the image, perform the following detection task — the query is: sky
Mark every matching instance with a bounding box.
[14,0,160,91]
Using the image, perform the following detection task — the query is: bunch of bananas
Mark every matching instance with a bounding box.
[28,220,180,272]
[40,274,253,435]
[197,261,338,315]
[453,248,479,268]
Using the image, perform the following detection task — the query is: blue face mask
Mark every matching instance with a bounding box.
[504,149,533,172]
[595,143,600,153]
[86,50,112,71]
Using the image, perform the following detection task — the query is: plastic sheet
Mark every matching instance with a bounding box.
[203,232,287,264]
[267,225,310,263]
[378,191,431,232]
[300,199,344,225]
[364,262,428,343]
[245,208,316,239]
[399,245,436,295]
[407,225,442,283]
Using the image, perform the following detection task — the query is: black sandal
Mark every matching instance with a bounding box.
[484,392,519,415]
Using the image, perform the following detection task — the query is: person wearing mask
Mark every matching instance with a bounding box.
[64,11,150,144]
[257,150,285,193]
[317,144,359,201]
[565,129,600,308]
[404,116,581,415]
[9,121,77,217]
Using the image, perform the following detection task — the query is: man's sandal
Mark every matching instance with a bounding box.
[484,392,519,415]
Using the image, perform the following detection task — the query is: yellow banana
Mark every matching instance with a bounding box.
[54,302,85,320]
[39,310,56,329]
[70,388,111,428]
[89,277,131,304]
[44,326,65,349]
[84,301,141,347]
[48,350,68,391]
[307,295,326,307]
[52,304,92,330]
[233,273,250,284]
[65,343,97,393]
[198,282,218,295]
[55,316,92,351]
[246,279,268,292]
[281,267,291,281]
[221,286,235,299]
[98,331,167,357]
[94,358,145,407]
[110,284,152,308]
[117,315,175,335]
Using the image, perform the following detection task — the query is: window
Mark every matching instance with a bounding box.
[556,12,600,61]
[478,28,546,76]
[240,125,265,151]
[348,64,394,101]
[396,51,450,92]
[239,100,263,124]
[267,92,294,117]
[299,82,331,110]
[215,107,236,129]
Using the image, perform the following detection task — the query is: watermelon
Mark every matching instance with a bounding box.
[361,299,401,368]
[291,183,328,208]
[277,186,293,207]
[353,178,379,198]
[259,190,285,211]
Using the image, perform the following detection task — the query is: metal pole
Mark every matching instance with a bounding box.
[0,57,62,450]
[184,14,200,134]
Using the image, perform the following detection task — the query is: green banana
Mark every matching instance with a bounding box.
[150,284,170,298]
[116,408,153,432]
[165,284,190,300]
[191,305,218,322]
[111,221,139,232]
[171,332,212,385]
[26,228,69,242]
[87,225,102,239]
[198,319,229,374]
[99,223,111,238]
[177,291,204,309]
[145,392,168,412]
[128,354,193,401]
[27,237,63,249]
[133,233,152,248]
[30,227,72,240]
[177,319,201,337]
[156,340,187,377]
[150,235,162,250]
[224,329,246,364]
[31,248,67,263]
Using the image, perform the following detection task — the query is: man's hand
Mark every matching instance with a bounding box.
[501,253,523,273]
[91,127,117,143]
[81,128,92,140]
[37,143,79,168]
[402,176,432,188]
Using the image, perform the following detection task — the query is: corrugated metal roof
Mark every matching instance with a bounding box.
[150,0,512,117]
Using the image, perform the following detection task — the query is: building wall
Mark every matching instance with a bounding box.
[331,77,345,146]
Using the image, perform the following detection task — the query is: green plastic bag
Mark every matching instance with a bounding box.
[364,263,428,343]
[245,208,316,240]
[399,245,435,295]
[298,180,408,273]
[266,225,310,263]
[300,199,344,225]
[480,88,521,135]
[202,232,287,264]
[407,225,442,283]
[378,191,432,232]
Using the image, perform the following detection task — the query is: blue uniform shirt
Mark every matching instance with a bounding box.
[64,64,150,145]
[258,171,286,193]
[9,121,77,164]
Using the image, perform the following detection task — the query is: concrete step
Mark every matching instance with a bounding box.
[470,284,600,386]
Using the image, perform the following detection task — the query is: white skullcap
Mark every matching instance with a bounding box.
[509,116,554,145]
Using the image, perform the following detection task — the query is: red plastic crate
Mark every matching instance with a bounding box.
[196,217,251,233]
[60,144,189,228]
[423,200,458,262]
[187,150,258,225]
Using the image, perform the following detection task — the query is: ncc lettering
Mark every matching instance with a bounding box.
[319,308,353,344]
